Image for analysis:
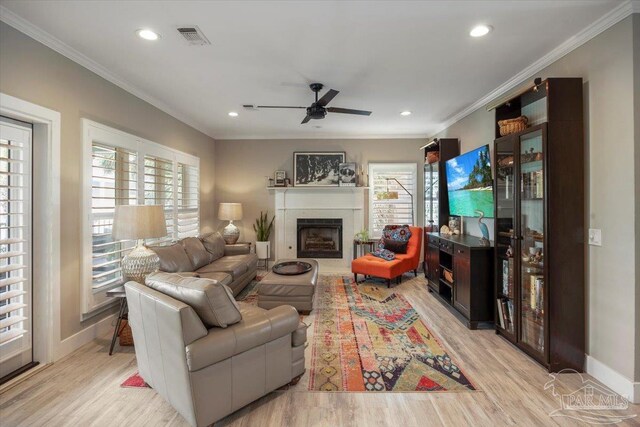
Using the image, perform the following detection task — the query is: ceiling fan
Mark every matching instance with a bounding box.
[243,83,372,124]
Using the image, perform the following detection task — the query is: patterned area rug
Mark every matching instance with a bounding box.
[308,276,476,392]
[122,274,475,393]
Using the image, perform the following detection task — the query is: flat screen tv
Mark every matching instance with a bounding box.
[445,145,494,218]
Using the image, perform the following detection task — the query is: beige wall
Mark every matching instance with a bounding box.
[0,22,216,340]
[434,16,638,381]
[634,13,640,383]
[214,138,425,245]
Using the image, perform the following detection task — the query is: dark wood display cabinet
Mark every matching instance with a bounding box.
[493,78,585,372]
[426,232,493,330]
[422,138,459,287]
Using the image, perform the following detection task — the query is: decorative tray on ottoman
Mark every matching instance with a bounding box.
[272,261,313,275]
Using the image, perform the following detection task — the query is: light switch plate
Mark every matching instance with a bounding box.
[588,228,602,246]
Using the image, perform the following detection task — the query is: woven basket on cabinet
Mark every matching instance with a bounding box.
[498,116,528,136]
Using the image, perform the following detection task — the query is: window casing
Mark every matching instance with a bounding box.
[82,120,199,315]
[368,163,417,238]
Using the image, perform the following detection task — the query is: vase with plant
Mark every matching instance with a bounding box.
[254,211,275,259]
[354,228,369,242]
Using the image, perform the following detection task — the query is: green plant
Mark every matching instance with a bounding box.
[354,228,369,242]
[253,211,275,241]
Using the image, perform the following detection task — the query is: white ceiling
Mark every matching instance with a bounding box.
[0,0,623,139]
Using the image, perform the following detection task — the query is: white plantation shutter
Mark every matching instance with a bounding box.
[90,144,137,290]
[83,120,200,315]
[177,163,199,238]
[368,163,417,238]
[144,155,175,245]
[0,124,31,351]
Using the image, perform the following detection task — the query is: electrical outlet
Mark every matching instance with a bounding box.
[588,228,602,246]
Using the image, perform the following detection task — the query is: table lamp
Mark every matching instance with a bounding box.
[112,205,167,283]
[218,202,243,244]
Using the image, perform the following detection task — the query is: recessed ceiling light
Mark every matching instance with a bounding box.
[400,111,412,116]
[470,25,492,38]
[228,111,238,117]
[136,29,160,41]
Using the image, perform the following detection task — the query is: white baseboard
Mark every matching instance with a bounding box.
[55,314,116,361]
[586,355,639,404]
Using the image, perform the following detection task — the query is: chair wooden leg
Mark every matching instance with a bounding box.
[354,273,358,283]
[414,269,418,277]
[386,278,391,288]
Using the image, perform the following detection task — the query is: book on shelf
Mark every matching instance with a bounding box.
[506,300,514,333]
[529,274,544,312]
[497,299,505,329]
[501,258,514,297]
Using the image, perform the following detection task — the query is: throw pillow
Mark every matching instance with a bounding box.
[383,238,408,254]
[378,225,412,250]
[145,272,241,328]
[199,232,226,261]
[181,237,213,269]
[371,248,396,261]
[149,243,193,273]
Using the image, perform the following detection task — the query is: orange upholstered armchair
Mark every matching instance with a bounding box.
[352,226,423,287]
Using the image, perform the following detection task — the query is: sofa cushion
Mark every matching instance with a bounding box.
[199,232,226,261]
[150,243,193,272]
[181,237,212,270]
[145,272,241,328]
[196,255,252,280]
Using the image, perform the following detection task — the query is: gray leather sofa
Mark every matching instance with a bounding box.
[125,275,307,427]
[149,232,257,296]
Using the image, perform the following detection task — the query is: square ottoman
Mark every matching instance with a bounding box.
[257,259,318,313]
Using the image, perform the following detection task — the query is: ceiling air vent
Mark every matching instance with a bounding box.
[176,26,211,46]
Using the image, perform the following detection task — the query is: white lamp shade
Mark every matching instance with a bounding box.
[112,205,167,240]
[218,203,243,221]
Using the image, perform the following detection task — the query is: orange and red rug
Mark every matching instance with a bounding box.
[308,276,476,392]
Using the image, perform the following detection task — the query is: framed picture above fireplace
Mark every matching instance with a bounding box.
[294,151,345,187]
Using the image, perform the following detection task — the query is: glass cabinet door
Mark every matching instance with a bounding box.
[495,139,516,334]
[424,162,439,231]
[519,129,545,354]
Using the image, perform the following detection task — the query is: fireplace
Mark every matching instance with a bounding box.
[297,218,343,259]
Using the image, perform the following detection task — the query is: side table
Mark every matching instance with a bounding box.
[106,285,127,355]
[353,238,378,260]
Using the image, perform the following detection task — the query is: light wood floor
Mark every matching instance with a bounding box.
[1,274,638,426]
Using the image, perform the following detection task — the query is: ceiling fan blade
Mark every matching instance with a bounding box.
[316,89,339,107]
[301,115,311,124]
[243,104,306,109]
[327,107,372,116]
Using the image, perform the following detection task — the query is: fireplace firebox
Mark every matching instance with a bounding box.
[297,218,343,259]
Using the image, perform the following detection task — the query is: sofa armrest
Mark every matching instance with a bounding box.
[224,243,251,256]
[185,305,299,372]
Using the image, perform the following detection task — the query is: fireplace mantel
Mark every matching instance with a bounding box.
[273,186,365,270]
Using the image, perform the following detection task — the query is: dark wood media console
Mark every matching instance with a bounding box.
[425,232,493,329]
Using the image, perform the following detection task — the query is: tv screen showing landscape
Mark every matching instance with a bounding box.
[445,145,494,218]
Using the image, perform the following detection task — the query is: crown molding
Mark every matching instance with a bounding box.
[430,0,636,138]
[0,5,214,139]
[1,2,635,141]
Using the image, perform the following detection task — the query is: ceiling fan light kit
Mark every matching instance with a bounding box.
[243,83,372,124]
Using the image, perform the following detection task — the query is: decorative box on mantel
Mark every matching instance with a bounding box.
[269,187,367,271]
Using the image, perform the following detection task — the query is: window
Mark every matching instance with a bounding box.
[177,163,199,238]
[0,120,32,372]
[91,144,137,291]
[82,120,199,315]
[368,163,417,238]
[144,154,174,245]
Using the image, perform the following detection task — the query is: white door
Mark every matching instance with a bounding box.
[0,118,34,381]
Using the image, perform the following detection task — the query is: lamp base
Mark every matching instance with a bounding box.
[122,240,160,284]
[222,221,240,244]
